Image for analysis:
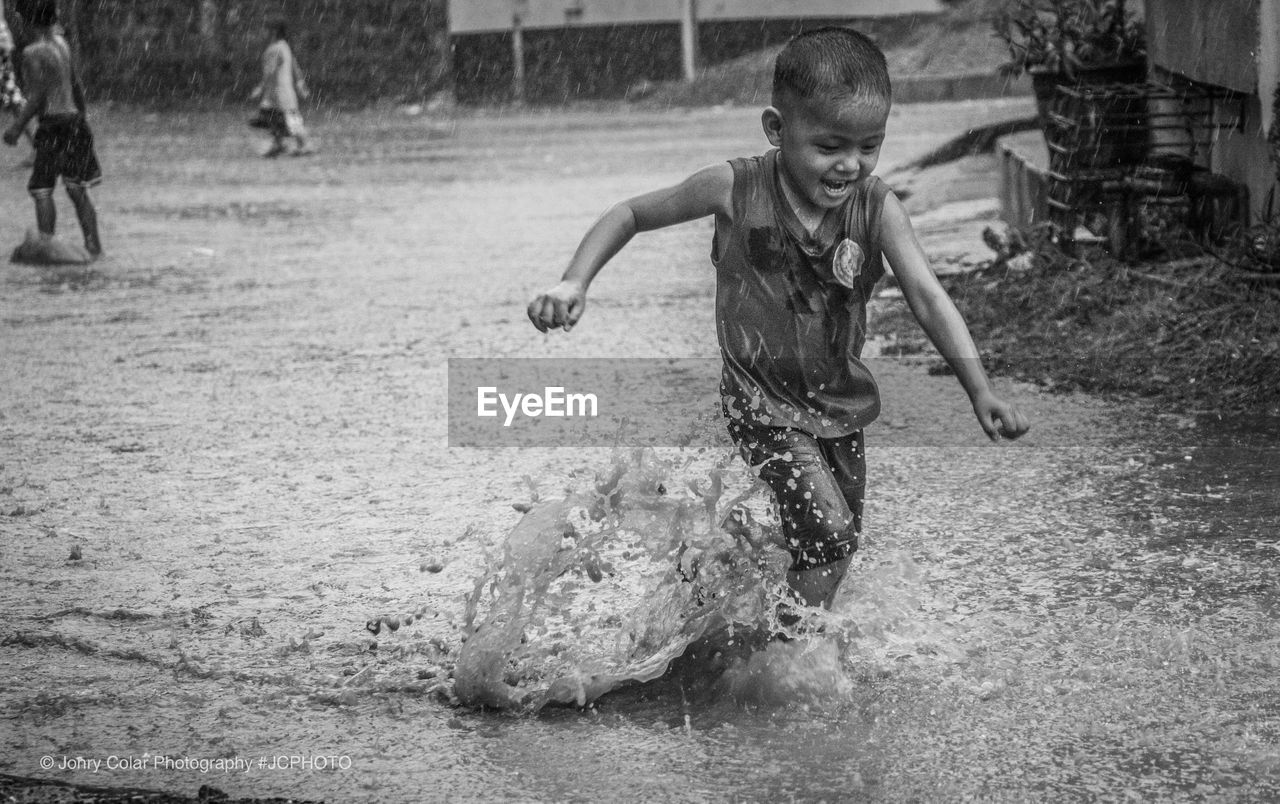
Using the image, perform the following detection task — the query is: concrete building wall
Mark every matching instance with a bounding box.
[450,0,942,104]
[1146,0,1259,93]
[1146,0,1277,221]
[450,0,941,34]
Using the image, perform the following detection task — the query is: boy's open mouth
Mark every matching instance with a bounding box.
[821,178,850,195]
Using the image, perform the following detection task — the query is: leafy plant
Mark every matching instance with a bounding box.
[993,0,1146,78]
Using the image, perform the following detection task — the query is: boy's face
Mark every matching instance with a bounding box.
[763,92,889,216]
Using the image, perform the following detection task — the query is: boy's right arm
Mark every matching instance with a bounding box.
[528,162,733,332]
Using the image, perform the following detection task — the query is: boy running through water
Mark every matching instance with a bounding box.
[2,0,101,258]
[529,28,1029,624]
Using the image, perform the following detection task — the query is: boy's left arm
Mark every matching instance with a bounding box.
[878,191,1030,441]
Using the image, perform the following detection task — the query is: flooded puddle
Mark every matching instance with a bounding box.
[4,413,1277,802]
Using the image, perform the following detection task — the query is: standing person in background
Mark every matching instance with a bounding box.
[249,19,315,158]
[0,0,35,152]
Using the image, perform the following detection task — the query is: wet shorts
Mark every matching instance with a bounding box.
[726,411,865,571]
[29,113,102,194]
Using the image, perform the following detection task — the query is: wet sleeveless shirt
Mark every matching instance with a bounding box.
[714,149,891,438]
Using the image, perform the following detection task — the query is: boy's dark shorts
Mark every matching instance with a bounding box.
[726,412,865,572]
[29,113,102,195]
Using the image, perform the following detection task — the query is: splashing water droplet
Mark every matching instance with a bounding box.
[452,448,787,711]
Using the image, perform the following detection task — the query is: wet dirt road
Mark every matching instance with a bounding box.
[2,99,1278,802]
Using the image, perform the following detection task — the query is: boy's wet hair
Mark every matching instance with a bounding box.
[268,19,288,40]
[773,27,890,108]
[15,0,58,27]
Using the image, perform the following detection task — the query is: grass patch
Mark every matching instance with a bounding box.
[873,225,1280,414]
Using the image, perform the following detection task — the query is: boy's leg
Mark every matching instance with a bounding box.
[61,119,104,255]
[787,555,853,608]
[285,111,314,155]
[265,111,288,157]
[65,184,101,256]
[727,420,862,612]
[30,187,56,236]
[26,123,57,235]
[789,429,867,608]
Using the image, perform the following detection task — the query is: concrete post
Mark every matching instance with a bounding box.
[511,6,526,104]
[680,0,698,82]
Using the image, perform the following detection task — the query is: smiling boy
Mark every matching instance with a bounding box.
[528,27,1028,625]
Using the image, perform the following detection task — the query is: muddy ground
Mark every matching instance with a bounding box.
[2,99,1278,803]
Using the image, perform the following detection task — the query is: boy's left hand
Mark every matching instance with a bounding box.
[973,391,1030,441]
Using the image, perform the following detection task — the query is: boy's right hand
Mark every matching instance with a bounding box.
[972,391,1030,442]
[528,280,586,333]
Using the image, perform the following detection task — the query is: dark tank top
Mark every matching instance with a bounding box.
[713,149,890,438]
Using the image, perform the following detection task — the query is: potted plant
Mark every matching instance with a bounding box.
[994,0,1148,168]
[995,0,1146,117]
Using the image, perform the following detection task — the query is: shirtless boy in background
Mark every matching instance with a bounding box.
[3,0,102,258]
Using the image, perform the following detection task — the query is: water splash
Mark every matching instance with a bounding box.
[717,637,853,706]
[450,448,985,713]
[453,448,790,711]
